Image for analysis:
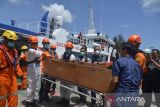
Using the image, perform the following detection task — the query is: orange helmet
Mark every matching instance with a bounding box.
[28,36,38,43]
[42,38,50,44]
[65,41,73,48]
[128,34,142,46]
[50,44,57,49]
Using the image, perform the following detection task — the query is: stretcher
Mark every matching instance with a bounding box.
[43,58,112,93]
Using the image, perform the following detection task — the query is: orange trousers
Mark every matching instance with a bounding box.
[18,66,28,90]
[0,73,18,107]
[21,72,28,89]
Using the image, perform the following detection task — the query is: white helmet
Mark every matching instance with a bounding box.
[144,49,151,54]
[55,16,63,27]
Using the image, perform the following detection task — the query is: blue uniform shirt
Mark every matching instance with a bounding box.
[112,56,143,93]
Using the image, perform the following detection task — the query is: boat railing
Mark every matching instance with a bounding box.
[17,21,54,37]
[67,35,88,46]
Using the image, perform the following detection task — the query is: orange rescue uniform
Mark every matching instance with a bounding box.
[135,52,147,73]
[19,53,28,89]
[0,44,23,107]
[40,49,51,74]
[51,52,59,60]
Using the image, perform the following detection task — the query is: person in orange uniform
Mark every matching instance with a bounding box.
[19,45,28,90]
[127,34,146,103]
[50,44,59,60]
[49,44,59,95]
[58,41,76,105]
[0,30,23,107]
[128,34,146,72]
[40,38,51,73]
[39,38,53,103]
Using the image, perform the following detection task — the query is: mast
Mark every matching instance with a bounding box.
[88,0,96,34]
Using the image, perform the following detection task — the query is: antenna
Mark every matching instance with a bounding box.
[100,0,104,34]
[88,0,96,34]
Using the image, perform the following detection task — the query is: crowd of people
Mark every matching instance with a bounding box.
[0,30,160,107]
[108,35,160,107]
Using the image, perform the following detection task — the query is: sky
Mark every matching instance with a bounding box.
[0,0,160,50]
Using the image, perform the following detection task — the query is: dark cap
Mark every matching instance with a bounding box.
[122,42,138,56]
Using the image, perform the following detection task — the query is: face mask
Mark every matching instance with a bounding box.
[44,44,50,49]
[22,49,28,53]
[80,52,85,57]
[95,50,100,55]
[32,45,38,50]
[51,49,56,52]
[7,41,15,48]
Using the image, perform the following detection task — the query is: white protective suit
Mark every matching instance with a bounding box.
[60,54,76,99]
[26,48,42,102]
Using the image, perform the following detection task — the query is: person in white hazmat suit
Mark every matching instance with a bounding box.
[25,36,43,107]
[57,41,76,105]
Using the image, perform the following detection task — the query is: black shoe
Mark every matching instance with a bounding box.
[91,103,97,107]
[32,100,42,107]
[39,99,44,104]
[57,98,70,104]
[21,100,27,105]
[45,97,52,102]
[24,101,34,107]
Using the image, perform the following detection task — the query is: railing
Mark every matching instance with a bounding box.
[43,77,105,106]
[16,21,54,37]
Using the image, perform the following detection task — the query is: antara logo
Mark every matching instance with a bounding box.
[105,96,145,103]
[116,97,145,102]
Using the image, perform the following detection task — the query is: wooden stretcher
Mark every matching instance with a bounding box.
[43,58,112,93]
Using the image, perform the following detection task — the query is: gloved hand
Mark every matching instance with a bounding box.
[18,76,24,82]
[42,52,52,61]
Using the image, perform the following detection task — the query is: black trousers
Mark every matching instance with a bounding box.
[77,86,88,103]
[91,91,96,104]
[142,79,160,107]
[39,75,56,102]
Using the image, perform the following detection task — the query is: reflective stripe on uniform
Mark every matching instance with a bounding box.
[9,91,18,96]
[0,95,8,100]
[0,91,18,100]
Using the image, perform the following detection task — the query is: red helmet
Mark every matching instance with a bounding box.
[42,38,50,44]
[28,36,38,43]
[50,44,57,49]
[128,34,142,46]
[65,42,73,48]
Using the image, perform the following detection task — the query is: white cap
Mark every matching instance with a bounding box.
[144,49,151,54]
